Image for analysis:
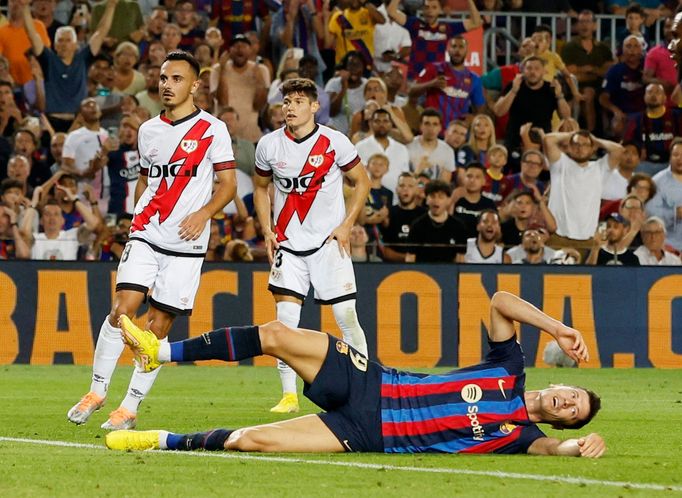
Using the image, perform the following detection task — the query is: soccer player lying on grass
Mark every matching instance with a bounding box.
[106,291,606,457]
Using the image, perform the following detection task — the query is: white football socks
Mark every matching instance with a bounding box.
[90,317,125,398]
[332,300,368,357]
[120,338,168,414]
[276,301,301,395]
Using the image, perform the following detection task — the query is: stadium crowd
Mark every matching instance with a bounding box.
[0,0,681,266]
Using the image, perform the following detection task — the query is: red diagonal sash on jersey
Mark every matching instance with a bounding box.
[275,135,335,242]
[131,119,213,233]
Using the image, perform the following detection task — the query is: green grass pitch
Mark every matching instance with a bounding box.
[1,365,681,498]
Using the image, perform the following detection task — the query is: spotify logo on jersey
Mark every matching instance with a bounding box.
[461,384,483,403]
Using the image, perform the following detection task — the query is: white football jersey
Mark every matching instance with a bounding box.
[131,109,235,255]
[255,124,360,252]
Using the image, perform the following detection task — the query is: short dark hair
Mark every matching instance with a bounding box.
[465,161,486,172]
[425,179,452,197]
[625,3,645,16]
[371,108,392,121]
[559,387,602,430]
[0,178,23,195]
[92,53,113,66]
[281,78,318,102]
[0,79,12,91]
[164,50,200,77]
[340,50,363,69]
[534,24,552,35]
[14,128,37,145]
[117,212,133,223]
[420,107,442,124]
[477,208,499,221]
[570,129,593,145]
[513,190,536,203]
[522,55,546,66]
[398,171,416,181]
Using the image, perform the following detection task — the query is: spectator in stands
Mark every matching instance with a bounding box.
[500,189,556,247]
[24,1,116,133]
[599,35,645,138]
[21,194,99,260]
[451,162,496,239]
[48,132,65,174]
[643,17,676,103]
[0,178,25,219]
[624,83,682,176]
[349,223,380,262]
[500,149,547,202]
[101,115,139,216]
[543,130,623,251]
[90,0,143,46]
[456,113,495,170]
[218,106,256,177]
[135,64,162,117]
[112,42,144,95]
[600,171,656,219]
[458,209,504,263]
[409,35,485,130]
[211,0,270,48]
[586,213,640,265]
[173,1,204,52]
[635,216,682,265]
[216,34,269,143]
[361,153,392,246]
[647,139,682,251]
[445,119,470,181]
[373,0,411,74]
[61,97,108,209]
[297,55,330,125]
[482,144,508,205]
[504,226,554,264]
[356,108,410,199]
[387,0,481,80]
[0,0,51,87]
[532,25,582,102]
[406,180,467,263]
[494,56,571,153]
[0,80,23,139]
[6,154,31,195]
[95,212,131,262]
[147,39,167,67]
[327,0,384,70]
[0,201,29,258]
[326,51,367,135]
[271,0,325,79]
[137,6,168,52]
[352,98,380,144]
[14,128,50,188]
[31,0,63,43]
[350,77,412,144]
[160,23,182,53]
[607,0,669,24]
[381,172,426,262]
[407,108,455,183]
[615,4,649,50]
[601,142,641,201]
[561,10,614,132]
[617,194,645,248]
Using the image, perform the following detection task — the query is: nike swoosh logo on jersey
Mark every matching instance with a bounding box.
[498,379,507,399]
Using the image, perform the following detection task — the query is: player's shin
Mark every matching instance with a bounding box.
[162,429,233,451]
[275,301,301,395]
[120,360,163,414]
[158,326,263,363]
[90,317,126,397]
[332,300,368,357]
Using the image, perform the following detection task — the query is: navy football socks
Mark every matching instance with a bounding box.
[169,326,262,363]
[166,429,233,451]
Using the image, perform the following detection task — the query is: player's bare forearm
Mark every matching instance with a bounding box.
[342,162,370,228]
[74,199,100,231]
[134,175,148,206]
[528,434,606,458]
[200,168,236,218]
[253,175,278,261]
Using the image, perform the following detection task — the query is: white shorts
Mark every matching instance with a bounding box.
[115,239,204,315]
[268,242,357,304]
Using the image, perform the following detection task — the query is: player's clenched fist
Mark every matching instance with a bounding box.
[577,433,606,458]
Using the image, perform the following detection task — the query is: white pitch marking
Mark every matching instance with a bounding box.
[2,436,681,493]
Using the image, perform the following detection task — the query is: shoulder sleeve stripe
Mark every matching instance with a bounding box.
[339,155,361,172]
[213,160,236,171]
[255,166,273,177]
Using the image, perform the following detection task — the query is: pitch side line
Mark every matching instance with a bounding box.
[2,436,681,493]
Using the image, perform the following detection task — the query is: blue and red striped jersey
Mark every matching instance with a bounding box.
[380,338,545,454]
[623,108,682,163]
[404,17,466,80]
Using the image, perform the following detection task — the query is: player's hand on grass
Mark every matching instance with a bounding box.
[179,210,209,241]
[577,433,605,458]
[555,324,589,364]
[327,223,351,257]
[263,229,279,264]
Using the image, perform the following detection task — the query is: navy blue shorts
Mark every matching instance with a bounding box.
[304,335,384,453]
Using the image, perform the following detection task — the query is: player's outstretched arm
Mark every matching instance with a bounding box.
[527,433,606,458]
[489,292,589,364]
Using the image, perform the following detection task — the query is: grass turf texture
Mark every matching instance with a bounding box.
[1,365,681,498]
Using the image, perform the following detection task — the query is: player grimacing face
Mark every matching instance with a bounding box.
[159,60,200,110]
[537,385,591,428]
[282,92,319,131]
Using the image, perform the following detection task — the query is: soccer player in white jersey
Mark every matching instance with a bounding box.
[67,51,237,429]
[254,78,371,413]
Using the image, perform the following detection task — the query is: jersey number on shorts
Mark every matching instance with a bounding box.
[274,249,283,268]
[121,243,132,263]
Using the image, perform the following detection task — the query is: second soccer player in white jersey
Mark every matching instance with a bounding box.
[254,78,371,413]
[67,51,237,429]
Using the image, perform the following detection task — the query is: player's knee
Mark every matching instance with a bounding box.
[259,320,292,352]
[109,302,136,326]
[229,428,271,452]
